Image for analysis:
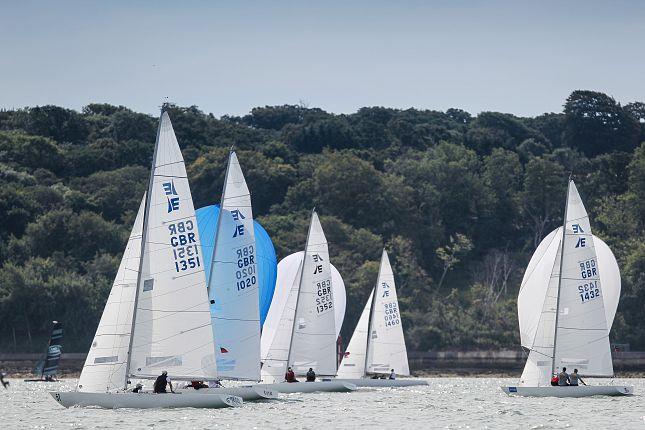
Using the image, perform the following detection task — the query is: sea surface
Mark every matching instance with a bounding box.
[1,377,643,429]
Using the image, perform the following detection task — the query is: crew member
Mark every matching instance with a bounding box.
[285,367,298,383]
[569,369,586,386]
[558,367,570,386]
[306,368,316,382]
[153,370,174,393]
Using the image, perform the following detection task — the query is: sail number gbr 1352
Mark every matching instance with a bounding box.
[235,244,256,291]
[168,220,201,272]
[316,279,333,314]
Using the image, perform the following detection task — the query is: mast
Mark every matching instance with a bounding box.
[286,208,315,371]
[206,148,233,298]
[123,107,164,389]
[551,175,571,377]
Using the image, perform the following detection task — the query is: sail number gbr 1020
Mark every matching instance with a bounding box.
[235,244,256,291]
[169,220,201,272]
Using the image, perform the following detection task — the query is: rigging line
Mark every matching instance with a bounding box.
[212,316,261,322]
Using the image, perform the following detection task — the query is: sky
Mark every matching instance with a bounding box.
[1,0,644,118]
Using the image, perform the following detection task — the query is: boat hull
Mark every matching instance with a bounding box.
[335,378,428,388]
[256,381,356,393]
[50,391,243,409]
[501,385,634,397]
[182,386,279,401]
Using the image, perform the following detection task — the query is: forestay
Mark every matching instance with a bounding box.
[336,290,373,379]
[78,196,145,392]
[208,151,261,381]
[366,250,410,376]
[288,211,337,376]
[129,112,217,381]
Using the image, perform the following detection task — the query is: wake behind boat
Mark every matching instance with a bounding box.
[502,178,633,398]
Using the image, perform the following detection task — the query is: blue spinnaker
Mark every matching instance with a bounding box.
[196,205,277,327]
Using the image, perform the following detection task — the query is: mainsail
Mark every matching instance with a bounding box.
[207,151,261,381]
[519,179,614,386]
[366,250,410,376]
[261,250,346,382]
[128,111,217,381]
[78,196,145,392]
[36,321,63,378]
[337,249,410,378]
[288,211,337,376]
[336,290,373,379]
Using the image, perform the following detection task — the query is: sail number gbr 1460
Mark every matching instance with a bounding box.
[169,220,201,272]
[235,244,256,291]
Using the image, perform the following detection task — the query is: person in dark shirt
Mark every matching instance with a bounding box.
[0,373,9,389]
[389,369,396,380]
[153,371,174,393]
[189,380,208,390]
[285,367,298,383]
[132,383,143,393]
[306,368,316,382]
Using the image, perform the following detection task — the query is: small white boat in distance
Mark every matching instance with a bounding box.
[502,385,633,398]
[50,391,243,409]
[502,178,633,397]
[336,250,426,388]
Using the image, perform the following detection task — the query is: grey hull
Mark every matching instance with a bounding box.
[255,380,356,393]
[335,378,428,388]
[50,391,243,409]
[501,385,634,397]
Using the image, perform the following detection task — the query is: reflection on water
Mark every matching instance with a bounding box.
[1,378,642,429]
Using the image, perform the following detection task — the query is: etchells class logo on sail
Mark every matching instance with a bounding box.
[163,180,180,213]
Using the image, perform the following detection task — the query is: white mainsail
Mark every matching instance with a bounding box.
[553,180,612,376]
[336,290,373,379]
[128,111,217,381]
[260,251,346,382]
[519,179,614,386]
[366,250,410,376]
[288,211,337,376]
[207,151,260,381]
[77,196,145,392]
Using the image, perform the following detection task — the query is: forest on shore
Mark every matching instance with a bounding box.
[0,90,644,353]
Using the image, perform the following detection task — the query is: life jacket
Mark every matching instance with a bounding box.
[550,375,558,386]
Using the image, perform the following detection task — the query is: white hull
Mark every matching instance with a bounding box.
[182,386,279,401]
[335,378,428,388]
[257,381,356,393]
[501,385,634,397]
[50,391,243,409]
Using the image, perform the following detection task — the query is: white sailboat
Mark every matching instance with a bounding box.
[259,211,355,393]
[206,151,261,381]
[502,178,633,397]
[50,110,243,409]
[337,250,426,388]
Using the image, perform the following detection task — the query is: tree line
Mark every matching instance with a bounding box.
[0,90,643,353]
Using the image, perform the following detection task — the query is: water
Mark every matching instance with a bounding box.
[1,378,643,429]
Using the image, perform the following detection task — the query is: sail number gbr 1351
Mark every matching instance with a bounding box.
[169,220,201,272]
[235,244,256,291]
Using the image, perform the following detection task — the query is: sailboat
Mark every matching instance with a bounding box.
[24,321,63,382]
[502,178,633,397]
[50,110,243,409]
[260,210,355,393]
[336,250,426,388]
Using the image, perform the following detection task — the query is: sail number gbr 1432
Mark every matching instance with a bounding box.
[169,220,201,272]
[235,244,256,291]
